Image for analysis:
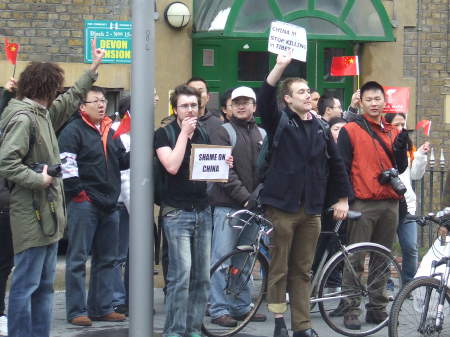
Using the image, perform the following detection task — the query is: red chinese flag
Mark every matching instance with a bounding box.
[330,56,359,76]
[4,38,19,65]
[113,111,131,139]
[416,119,431,136]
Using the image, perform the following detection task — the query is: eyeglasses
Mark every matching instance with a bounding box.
[231,102,254,108]
[84,99,108,105]
[176,103,199,110]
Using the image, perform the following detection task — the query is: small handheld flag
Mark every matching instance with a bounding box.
[330,56,359,76]
[416,119,431,136]
[4,38,19,65]
[113,111,131,139]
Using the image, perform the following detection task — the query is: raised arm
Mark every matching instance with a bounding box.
[48,38,105,130]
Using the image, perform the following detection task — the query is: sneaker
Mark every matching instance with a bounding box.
[211,315,237,327]
[343,314,361,330]
[232,312,267,322]
[90,312,126,322]
[69,316,92,326]
[0,315,7,336]
[365,310,388,324]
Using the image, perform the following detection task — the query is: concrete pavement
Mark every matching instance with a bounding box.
[47,287,390,337]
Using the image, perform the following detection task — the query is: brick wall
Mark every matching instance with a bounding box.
[403,0,449,214]
[0,0,130,63]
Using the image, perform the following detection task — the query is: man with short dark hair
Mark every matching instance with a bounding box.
[186,77,223,135]
[337,81,408,330]
[260,54,350,337]
[0,43,104,337]
[317,95,342,123]
[60,85,129,327]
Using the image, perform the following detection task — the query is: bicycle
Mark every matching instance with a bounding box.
[388,207,450,337]
[202,208,403,337]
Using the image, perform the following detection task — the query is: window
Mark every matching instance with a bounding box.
[234,0,275,33]
[238,51,269,81]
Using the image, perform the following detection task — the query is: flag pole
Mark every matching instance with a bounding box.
[12,64,16,78]
[357,75,360,89]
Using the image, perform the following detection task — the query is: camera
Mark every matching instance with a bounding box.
[378,168,407,195]
[30,163,62,178]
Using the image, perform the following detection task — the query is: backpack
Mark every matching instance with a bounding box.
[221,122,267,149]
[154,123,209,206]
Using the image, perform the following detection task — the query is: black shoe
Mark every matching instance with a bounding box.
[274,326,289,337]
[365,310,388,324]
[113,304,129,316]
[343,314,361,330]
[293,328,319,337]
[211,315,238,327]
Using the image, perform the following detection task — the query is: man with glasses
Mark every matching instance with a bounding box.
[59,86,130,326]
[208,86,267,327]
[155,85,233,337]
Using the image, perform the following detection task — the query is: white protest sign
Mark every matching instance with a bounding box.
[268,21,307,62]
[189,144,232,182]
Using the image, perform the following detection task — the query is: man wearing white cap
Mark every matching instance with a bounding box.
[208,86,267,327]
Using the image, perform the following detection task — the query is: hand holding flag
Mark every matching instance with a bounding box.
[330,56,359,76]
[416,119,431,136]
[113,111,131,139]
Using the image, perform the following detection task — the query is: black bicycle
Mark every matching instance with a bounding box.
[203,209,403,337]
[389,207,450,337]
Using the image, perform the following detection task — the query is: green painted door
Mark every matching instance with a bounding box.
[193,38,355,110]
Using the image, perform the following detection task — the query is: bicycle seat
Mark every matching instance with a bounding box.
[347,210,362,220]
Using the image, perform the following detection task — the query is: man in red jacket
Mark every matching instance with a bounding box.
[337,81,408,330]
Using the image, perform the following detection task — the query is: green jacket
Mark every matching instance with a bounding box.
[0,70,98,254]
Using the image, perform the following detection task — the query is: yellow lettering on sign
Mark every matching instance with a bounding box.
[100,40,128,49]
[104,49,132,59]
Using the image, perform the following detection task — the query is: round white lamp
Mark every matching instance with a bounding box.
[164,2,191,29]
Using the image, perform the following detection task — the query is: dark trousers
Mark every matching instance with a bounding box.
[0,210,13,316]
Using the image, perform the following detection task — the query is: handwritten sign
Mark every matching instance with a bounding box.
[268,21,307,62]
[383,86,410,114]
[189,145,232,182]
[84,20,132,64]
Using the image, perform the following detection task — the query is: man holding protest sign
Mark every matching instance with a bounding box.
[259,52,350,337]
[208,86,267,327]
[155,84,232,337]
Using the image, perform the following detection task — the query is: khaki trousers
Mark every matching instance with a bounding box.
[342,199,398,315]
[266,206,321,331]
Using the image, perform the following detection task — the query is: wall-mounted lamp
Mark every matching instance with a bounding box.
[164,2,191,29]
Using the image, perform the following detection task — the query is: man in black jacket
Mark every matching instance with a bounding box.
[59,86,129,326]
[260,54,350,337]
[208,86,267,327]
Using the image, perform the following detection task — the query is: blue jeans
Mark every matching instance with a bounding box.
[209,206,253,319]
[397,217,418,285]
[65,201,119,320]
[162,207,212,337]
[8,243,58,337]
[112,204,129,307]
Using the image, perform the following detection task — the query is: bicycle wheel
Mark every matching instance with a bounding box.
[202,248,268,337]
[389,277,450,337]
[318,244,402,337]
